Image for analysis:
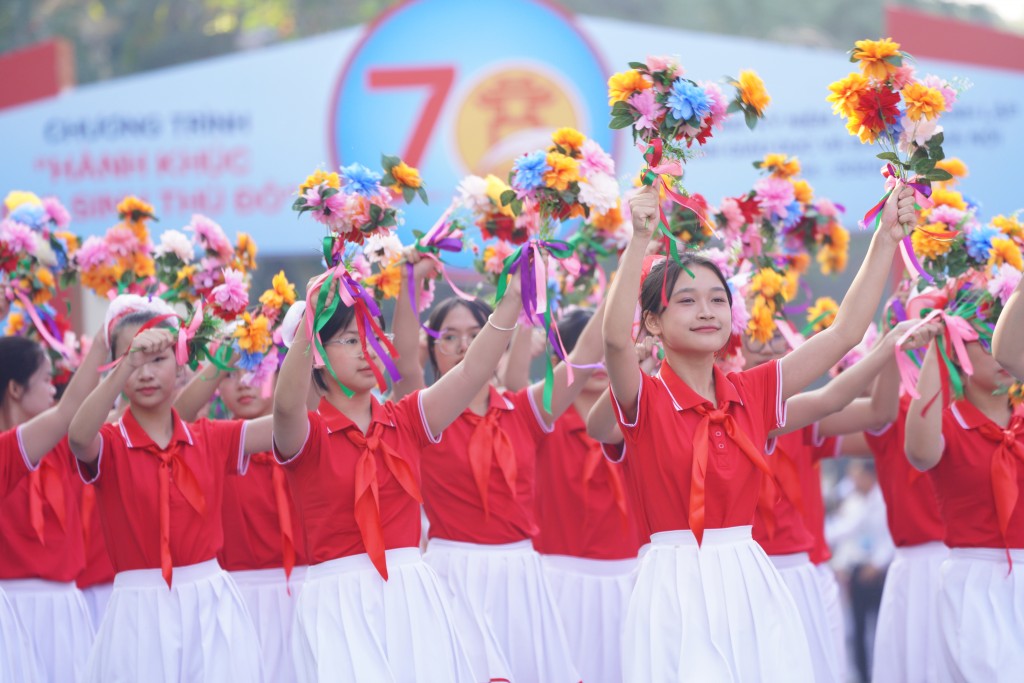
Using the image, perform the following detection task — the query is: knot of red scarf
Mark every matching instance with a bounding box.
[343,423,421,580]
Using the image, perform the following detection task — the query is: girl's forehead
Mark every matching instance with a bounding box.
[670,265,723,294]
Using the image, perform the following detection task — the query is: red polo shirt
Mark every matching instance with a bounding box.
[219,451,307,572]
[807,425,840,564]
[534,405,641,560]
[420,386,550,544]
[753,427,817,557]
[0,439,85,582]
[275,393,434,565]
[0,426,36,496]
[930,400,1024,549]
[76,409,244,573]
[611,359,785,540]
[75,480,115,589]
[864,395,945,547]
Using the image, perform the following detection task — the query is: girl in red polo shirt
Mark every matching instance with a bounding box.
[387,254,606,683]
[68,297,275,683]
[603,184,913,681]
[0,331,107,683]
[906,293,1024,682]
[272,267,530,683]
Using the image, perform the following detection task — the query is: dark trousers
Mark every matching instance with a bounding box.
[849,564,887,683]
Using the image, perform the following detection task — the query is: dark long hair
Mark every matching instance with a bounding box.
[0,337,47,408]
[425,296,493,375]
[640,254,733,335]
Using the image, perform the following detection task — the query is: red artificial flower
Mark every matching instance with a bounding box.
[736,195,762,225]
[852,85,901,133]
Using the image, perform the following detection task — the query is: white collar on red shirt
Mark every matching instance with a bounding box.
[485,385,515,412]
[656,361,744,411]
[316,396,394,434]
[119,408,194,449]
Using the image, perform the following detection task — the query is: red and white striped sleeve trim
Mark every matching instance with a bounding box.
[14,425,41,473]
[417,391,442,444]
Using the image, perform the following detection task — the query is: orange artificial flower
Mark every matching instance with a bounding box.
[902,83,946,122]
[543,152,580,192]
[989,237,1024,271]
[391,161,422,189]
[930,188,966,211]
[551,127,585,152]
[827,73,871,118]
[762,153,801,179]
[299,169,341,195]
[807,297,839,333]
[750,267,784,299]
[935,157,968,180]
[791,179,814,204]
[607,70,652,105]
[852,38,903,81]
[365,265,402,300]
[911,224,955,260]
[747,296,777,344]
[735,70,771,116]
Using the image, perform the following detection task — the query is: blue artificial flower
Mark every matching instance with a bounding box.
[665,79,711,123]
[339,163,383,197]
[234,348,265,372]
[884,112,904,140]
[781,200,803,229]
[965,224,998,262]
[963,194,981,213]
[8,203,45,229]
[511,151,550,193]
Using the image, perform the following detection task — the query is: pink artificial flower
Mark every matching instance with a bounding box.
[891,65,917,90]
[929,205,966,229]
[73,236,110,270]
[579,139,615,178]
[0,219,37,254]
[42,198,70,230]
[699,81,728,128]
[210,268,249,315]
[814,198,840,219]
[193,258,222,290]
[729,283,749,337]
[485,241,514,274]
[703,247,734,279]
[189,214,233,260]
[988,264,1022,305]
[418,279,435,311]
[629,89,665,133]
[646,55,680,75]
[753,177,795,219]
[515,199,540,235]
[717,198,745,241]
[105,226,141,258]
[898,115,942,153]
[348,253,372,280]
[716,349,745,375]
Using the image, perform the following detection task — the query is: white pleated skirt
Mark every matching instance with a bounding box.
[0,578,95,683]
[937,547,1024,683]
[770,553,842,683]
[84,559,263,683]
[80,583,113,632]
[424,538,581,683]
[814,562,847,681]
[231,567,306,683]
[624,527,814,683]
[871,541,948,683]
[542,555,637,683]
[0,586,41,683]
[292,548,475,683]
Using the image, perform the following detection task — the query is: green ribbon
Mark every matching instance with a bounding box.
[800,310,832,337]
[311,236,354,397]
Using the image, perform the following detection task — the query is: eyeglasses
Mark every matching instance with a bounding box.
[745,332,789,355]
[325,333,394,357]
[435,329,480,356]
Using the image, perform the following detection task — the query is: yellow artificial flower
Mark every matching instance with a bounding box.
[4,310,25,336]
[992,215,1023,240]
[125,220,150,245]
[365,265,402,300]
[936,158,967,179]
[117,196,155,221]
[543,152,580,192]
[54,230,79,254]
[133,254,155,279]
[747,296,777,344]
[735,70,771,116]
[3,191,41,212]
[912,224,955,260]
[989,237,1024,271]
[234,313,273,354]
[791,179,814,204]
[234,232,258,272]
[930,188,966,211]
[607,69,651,105]
[807,297,839,333]
[827,73,870,118]
[551,127,585,152]
[299,169,341,195]
[781,269,800,302]
[901,83,946,122]
[260,270,297,310]
[750,267,785,299]
[175,264,197,287]
[845,115,878,144]
[818,225,850,274]
[762,153,801,179]
[1009,382,1024,409]
[852,37,903,81]
[485,175,515,217]
[391,161,422,189]
[789,252,811,274]
[592,204,623,233]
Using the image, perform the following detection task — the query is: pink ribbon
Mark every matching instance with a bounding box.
[8,288,74,361]
[176,300,204,366]
[895,309,977,399]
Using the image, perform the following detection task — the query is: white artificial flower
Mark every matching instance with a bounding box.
[155,229,195,262]
[363,232,404,266]
[578,173,620,214]
[456,175,490,213]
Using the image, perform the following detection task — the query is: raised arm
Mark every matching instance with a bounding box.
[779,184,916,400]
[603,186,659,422]
[993,274,1024,379]
[530,296,608,425]
[904,342,944,471]
[69,329,175,464]
[586,335,659,444]
[273,307,316,460]
[174,364,226,422]
[419,270,523,436]
[500,323,536,393]
[19,331,108,465]
[781,319,941,436]
[390,249,437,400]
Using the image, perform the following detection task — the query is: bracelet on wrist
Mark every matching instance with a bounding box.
[486,314,518,333]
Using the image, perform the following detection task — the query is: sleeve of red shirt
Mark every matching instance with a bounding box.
[810,423,842,463]
[735,359,785,432]
[0,426,38,496]
[273,411,325,470]
[192,418,245,474]
[389,390,442,449]
[508,388,554,445]
[76,422,121,485]
[610,372,656,444]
